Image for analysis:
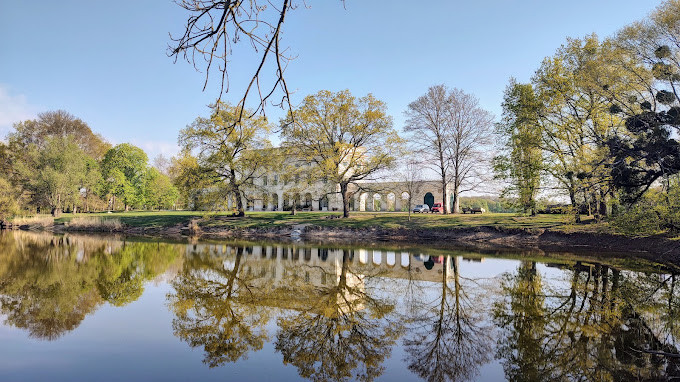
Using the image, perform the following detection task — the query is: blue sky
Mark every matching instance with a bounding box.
[0,0,663,159]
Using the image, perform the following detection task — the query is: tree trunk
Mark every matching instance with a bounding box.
[236,192,245,217]
[569,188,581,223]
[442,179,449,215]
[341,183,350,218]
[452,184,460,214]
[599,189,607,218]
[408,197,412,222]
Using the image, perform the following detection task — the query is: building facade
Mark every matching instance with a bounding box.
[235,176,454,213]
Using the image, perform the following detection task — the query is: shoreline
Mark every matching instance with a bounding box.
[41,222,680,269]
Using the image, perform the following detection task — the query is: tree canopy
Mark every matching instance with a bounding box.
[281,89,402,218]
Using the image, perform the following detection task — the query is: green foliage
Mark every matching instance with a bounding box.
[7,110,110,160]
[14,136,91,212]
[0,232,182,339]
[459,197,516,213]
[612,183,680,236]
[101,143,150,210]
[179,102,273,215]
[143,168,179,210]
[281,89,402,217]
[0,177,19,220]
[494,80,543,215]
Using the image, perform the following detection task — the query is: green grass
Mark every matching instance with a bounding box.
[56,211,208,228]
[55,210,612,234]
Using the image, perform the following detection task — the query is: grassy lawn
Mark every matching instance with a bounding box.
[54,210,612,233]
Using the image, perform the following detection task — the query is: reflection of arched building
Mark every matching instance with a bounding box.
[184,243,458,288]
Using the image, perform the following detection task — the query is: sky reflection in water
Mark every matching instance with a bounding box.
[0,230,677,381]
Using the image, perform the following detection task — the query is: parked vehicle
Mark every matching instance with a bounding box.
[430,203,444,213]
[462,207,486,214]
[412,204,430,213]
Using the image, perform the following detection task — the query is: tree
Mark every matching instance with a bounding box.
[179,102,273,216]
[7,110,110,160]
[447,89,494,213]
[532,35,631,221]
[281,90,401,218]
[400,158,424,221]
[0,177,19,221]
[143,168,179,210]
[494,80,544,215]
[14,136,91,215]
[101,143,149,211]
[404,85,493,214]
[607,0,680,202]
[169,150,214,210]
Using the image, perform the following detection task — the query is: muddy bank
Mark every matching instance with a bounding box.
[135,224,680,266]
[33,223,680,268]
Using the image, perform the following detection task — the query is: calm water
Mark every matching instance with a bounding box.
[0,230,678,381]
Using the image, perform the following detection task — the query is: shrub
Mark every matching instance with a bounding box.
[612,186,680,236]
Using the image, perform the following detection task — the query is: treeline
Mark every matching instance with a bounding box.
[0,111,179,219]
[458,197,516,213]
[494,0,680,233]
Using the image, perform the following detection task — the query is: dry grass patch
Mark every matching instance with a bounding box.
[66,217,123,232]
[10,215,54,228]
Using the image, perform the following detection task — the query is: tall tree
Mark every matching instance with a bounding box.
[447,89,494,213]
[8,110,110,160]
[533,35,630,221]
[281,90,401,218]
[143,168,180,210]
[607,0,680,202]
[404,85,454,214]
[180,102,273,216]
[101,143,149,211]
[14,136,91,215]
[405,85,493,214]
[169,150,214,210]
[494,80,544,215]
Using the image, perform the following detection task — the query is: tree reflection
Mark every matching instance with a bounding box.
[494,261,680,381]
[168,246,272,367]
[0,231,181,340]
[403,256,493,382]
[274,250,402,382]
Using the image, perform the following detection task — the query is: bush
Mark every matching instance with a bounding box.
[612,186,680,236]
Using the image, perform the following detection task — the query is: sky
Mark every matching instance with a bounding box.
[0,0,664,160]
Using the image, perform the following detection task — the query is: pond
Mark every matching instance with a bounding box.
[0,230,678,381]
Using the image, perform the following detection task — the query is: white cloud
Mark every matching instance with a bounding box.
[132,139,181,160]
[0,85,36,139]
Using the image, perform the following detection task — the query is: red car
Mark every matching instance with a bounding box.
[430,203,444,213]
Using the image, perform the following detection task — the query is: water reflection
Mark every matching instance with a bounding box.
[403,256,493,382]
[0,230,182,340]
[493,261,680,381]
[1,230,680,381]
[168,246,272,367]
